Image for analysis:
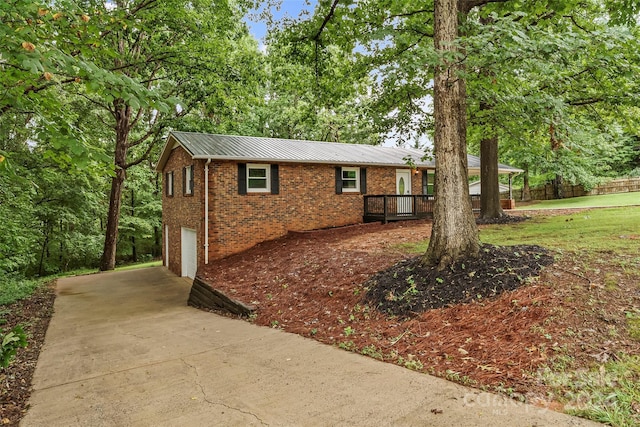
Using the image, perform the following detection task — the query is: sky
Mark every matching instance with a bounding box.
[244,1,317,48]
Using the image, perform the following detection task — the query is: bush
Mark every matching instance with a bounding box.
[0,325,27,368]
[0,273,42,306]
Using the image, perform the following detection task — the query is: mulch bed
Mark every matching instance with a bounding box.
[199,213,640,406]
[364,244,554,316]
[0,283,55,426]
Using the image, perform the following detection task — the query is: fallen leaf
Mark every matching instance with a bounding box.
[22,41,36,52]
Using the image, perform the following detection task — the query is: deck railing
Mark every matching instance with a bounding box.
[363,195,481,223]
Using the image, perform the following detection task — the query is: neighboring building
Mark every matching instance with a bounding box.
[468,180,511,196]
[156,132,522,278]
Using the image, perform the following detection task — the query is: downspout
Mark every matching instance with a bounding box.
[204,159,211,265]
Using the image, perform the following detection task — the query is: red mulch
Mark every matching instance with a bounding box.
[200,213,640,405]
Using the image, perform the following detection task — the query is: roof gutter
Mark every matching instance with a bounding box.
[190,155,439,170]
[190,156,523,175]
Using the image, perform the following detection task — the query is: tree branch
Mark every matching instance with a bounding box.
[124,131,163,169]
[312,0,340,41]
[567,97,605,106]
[460,0,511,13]
[565,14,591,32]
[387,9,433,19]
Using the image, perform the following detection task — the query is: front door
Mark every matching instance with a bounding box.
[396,170,412,214]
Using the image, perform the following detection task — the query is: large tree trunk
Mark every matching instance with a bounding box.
[477,17,503,219]
[130,188,137,263]
[521,166,531,201]
[99,103,131,271]
[153,171,161,258]
[549,123,564,199]
[423,0,480,269]
[479,132,504,219]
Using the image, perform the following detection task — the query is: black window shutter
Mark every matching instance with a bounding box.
[165,172,169,195]
[238,163,247,195]
[182,167,186,194]
[271,164,279,194]
[360,168,367,194]
[335,167,343,194]
[189,165,194,194]
[422,171,428,194]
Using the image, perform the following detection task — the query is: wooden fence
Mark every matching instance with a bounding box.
[504,178,640,201]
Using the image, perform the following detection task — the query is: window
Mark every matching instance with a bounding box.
[165,171,174,197]
[238,163,279,195]
[183,165,194,196]
[247,164,270,193]
[341,167,360,192]
[335,166,366,194]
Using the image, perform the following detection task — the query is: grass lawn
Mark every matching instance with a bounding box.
[482,208,640,427]
[481,206,640,254]
[398,206,640,426]
[517,191,639,209]
[0,260,163,306]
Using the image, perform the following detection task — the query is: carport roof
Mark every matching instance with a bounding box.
[156,131,523,174]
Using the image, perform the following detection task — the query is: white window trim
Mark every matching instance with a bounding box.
[166,171,174,197]
[247,163,271,193]
[342,167,360,192]
[184,165,194,195]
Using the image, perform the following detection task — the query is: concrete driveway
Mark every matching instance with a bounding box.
[23,267,598,426]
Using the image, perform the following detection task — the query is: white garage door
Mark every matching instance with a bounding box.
[180,228,197,279]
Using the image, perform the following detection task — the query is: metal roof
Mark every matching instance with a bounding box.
[156,131,523,174]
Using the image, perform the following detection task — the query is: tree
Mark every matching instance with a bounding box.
[0,110,107,277]
[423,0,483,267]
[254,12,382,144]
[0,0,162,166]
[71,0,262,271]
[465,2,640,200]
[2,0,267,273]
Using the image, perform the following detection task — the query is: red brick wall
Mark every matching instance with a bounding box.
[161,146,203,276]
[162,150,428,272]
[207,162,423,260]
[366,167,422,195]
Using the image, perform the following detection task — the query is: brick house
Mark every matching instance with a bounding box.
[156,131,521,278]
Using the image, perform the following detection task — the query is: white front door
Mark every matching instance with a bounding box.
[180,227,197,279]
[396,170,412,214]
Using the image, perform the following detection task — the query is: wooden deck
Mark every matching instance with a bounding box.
[363,195,481,223]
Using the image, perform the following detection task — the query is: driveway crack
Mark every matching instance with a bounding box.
[180,358,268,426]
